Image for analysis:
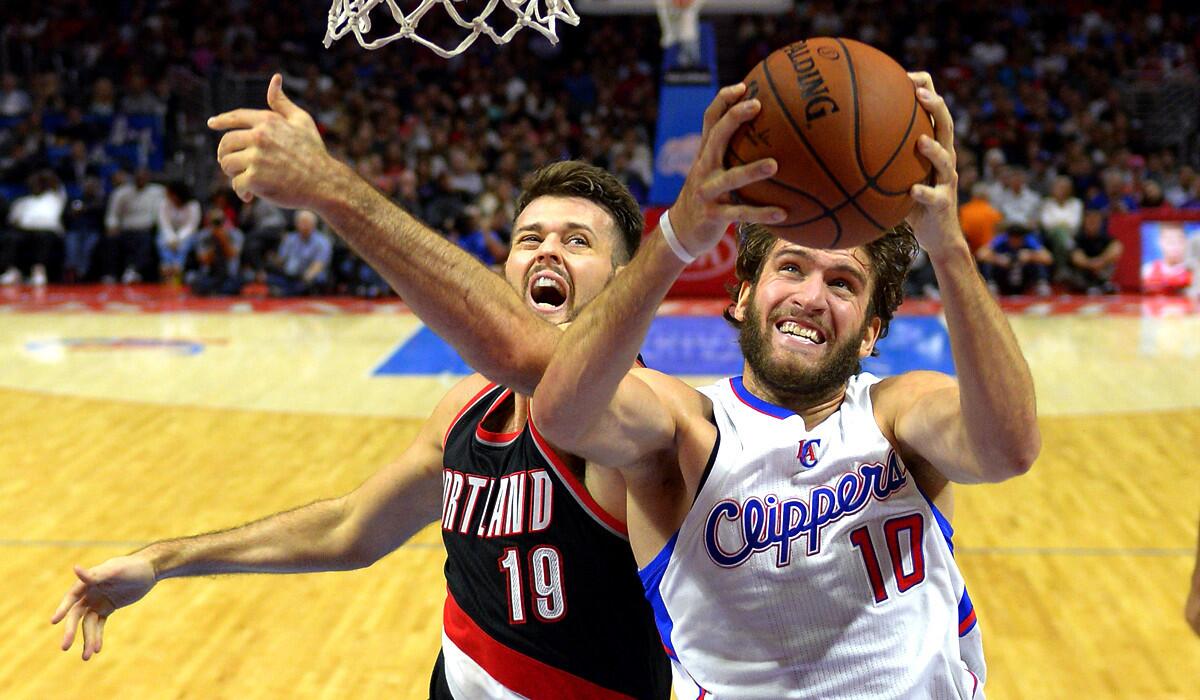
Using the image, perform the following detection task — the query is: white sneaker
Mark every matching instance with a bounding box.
[0,268,20,285]
[30,267,46,286]
[121,267,141,284]
[1035,281,1052,297]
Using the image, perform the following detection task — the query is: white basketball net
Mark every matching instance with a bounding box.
[324,0,580,58]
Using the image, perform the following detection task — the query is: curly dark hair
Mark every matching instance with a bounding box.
[515,161,644,264]
[722,224,918,356]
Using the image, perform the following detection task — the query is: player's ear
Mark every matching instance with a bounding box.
[731,281,753,323]
[859,315,883,358]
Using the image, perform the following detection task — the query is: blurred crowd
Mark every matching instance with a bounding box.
[733,1,1200,296]
[1,0,1198,296]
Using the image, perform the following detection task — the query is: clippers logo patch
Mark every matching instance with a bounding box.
[797,439,821,468]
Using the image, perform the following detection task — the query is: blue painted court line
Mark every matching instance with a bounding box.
[374,315,956,378]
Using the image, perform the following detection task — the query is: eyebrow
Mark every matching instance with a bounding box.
[772,246,869,285]
[514,222,596,235]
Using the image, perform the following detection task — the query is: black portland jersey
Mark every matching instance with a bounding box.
[433,383,670,699]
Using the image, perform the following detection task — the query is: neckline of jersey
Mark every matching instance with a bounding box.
[729,375,799,420]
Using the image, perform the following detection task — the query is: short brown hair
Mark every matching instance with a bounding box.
[515,161,644,263]
[723,224,918,355]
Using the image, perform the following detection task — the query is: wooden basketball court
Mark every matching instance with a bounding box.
[1,288,1197,699]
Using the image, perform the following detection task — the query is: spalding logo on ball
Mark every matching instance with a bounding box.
[726,37,934,249]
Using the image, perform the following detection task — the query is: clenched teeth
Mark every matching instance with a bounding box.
[778,321,823,343]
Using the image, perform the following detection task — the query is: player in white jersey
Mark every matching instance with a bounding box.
[530,73,1039,698]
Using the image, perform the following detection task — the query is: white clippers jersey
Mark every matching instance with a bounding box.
[639,374,986,700]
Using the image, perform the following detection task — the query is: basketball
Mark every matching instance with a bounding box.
[725,37,934,249]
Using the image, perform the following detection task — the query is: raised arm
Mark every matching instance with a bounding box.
[208,75,557,393]
[879,74,1040,484]
[49,375,479,660]
[533,85,784,466]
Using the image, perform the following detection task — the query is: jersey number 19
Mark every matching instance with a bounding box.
[498,546,566,624]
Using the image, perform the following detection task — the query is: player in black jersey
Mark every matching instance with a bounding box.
[52,92,671,696]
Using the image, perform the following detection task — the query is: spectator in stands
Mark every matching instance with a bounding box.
[977,223,1054,297]
[63,176,106,283]
[0,116,42,184]
[238,196,288,282]
[102,168,165,283]
[1139,180,1168,210]
[1040,175,1085,275]
[0,73,31,117]
[88,78,117,118]
[1065,209,1123,295]
[55,106,104,145]
[393,169,425,223]
[1142,222,1193,295]
[120,72,166,116]
[338,250,388,299]
[55,141,101,190]
[990,166,1042,229]
[266,210,332,297]
[1087,168,1138,214]
[188,209,244,297]
[0,170,65,286]
[1165,166,1196,208]
[447,207,507,267]
[157,181,201,284]
[959,183,1003,260]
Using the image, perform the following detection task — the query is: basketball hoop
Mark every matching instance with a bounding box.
[324,0,580,58]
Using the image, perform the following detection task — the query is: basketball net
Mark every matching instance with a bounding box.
[324,0,580,57]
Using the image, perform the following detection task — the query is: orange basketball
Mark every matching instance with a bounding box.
[725,37,933,248]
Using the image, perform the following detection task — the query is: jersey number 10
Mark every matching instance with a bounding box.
[498,546,566,624]
[848,513,926,603]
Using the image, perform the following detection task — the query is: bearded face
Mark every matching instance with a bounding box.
[738,293,869,404]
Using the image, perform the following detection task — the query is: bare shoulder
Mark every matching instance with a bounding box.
[871,370,958,440]
[629,366,714,421]
[872,370,957,410]
[426,373,495,440]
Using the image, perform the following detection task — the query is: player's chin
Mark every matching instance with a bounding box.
[526,296,572,324]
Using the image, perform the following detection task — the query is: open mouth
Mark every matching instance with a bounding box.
[527,271,569,312]
[775,319,826,345]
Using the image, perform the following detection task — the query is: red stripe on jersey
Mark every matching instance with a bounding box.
[476,388,522,445]
[958,608,977,636]
[526,413,628,538]
[444,382,499,450]
[443,590,636,700]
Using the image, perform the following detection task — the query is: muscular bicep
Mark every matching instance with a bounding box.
[879,373,992,485]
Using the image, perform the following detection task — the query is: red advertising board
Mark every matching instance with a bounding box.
[642,206,738,298]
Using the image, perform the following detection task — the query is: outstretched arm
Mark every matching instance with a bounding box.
[208,75,557,393]
[49,375,479,660]
[880,74,1040,484]
[533,85,784,465]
